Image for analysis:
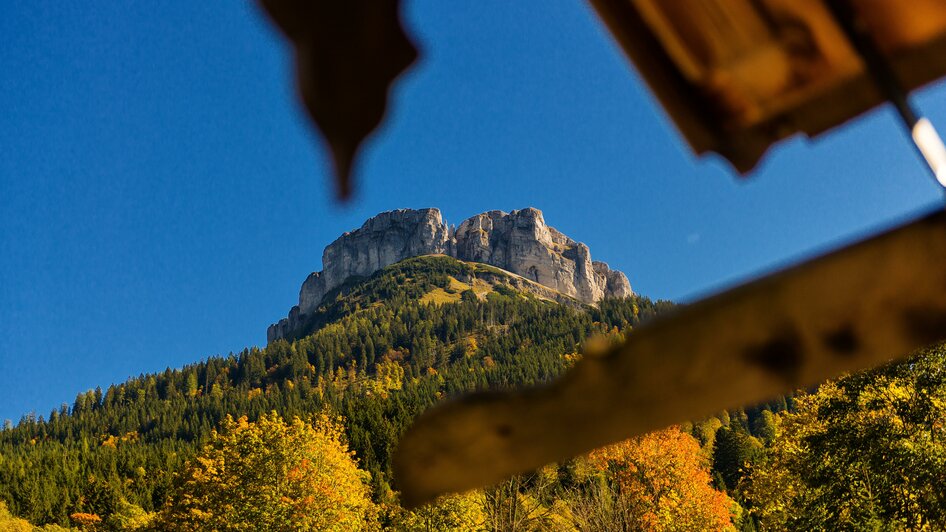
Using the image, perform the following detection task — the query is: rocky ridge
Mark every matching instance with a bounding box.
[268,208,631,343]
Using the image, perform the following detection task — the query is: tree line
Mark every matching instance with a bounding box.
[1,255,943,530]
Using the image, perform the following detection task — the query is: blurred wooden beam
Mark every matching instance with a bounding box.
[588,0,946,173]
[395,208,946,507]
[257,0,417,199]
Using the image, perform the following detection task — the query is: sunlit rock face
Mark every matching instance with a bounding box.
[454,208,631,304]
[301,208,452,316]
[268,207,631,343]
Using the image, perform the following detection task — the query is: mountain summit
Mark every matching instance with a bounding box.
[268,208,631,343]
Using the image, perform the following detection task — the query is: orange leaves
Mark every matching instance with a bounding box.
[588,427,736,531]
[70,512,102,530]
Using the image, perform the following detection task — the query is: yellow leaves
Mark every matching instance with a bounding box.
[101,430,140,448]
[331,366,351,394]
[108,499,156,530]
[208,383,224,399]
[246,388,263,400]
[155,411,378,531]
[365,359,404,398]
[746,346,946,529]
[0,502,32,532]
[464,336,479,357]
[562,352,582,368]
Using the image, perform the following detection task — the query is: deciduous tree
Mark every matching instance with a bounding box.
[587,426,735,531]
[747,346,946,530]
[154,411,378,531]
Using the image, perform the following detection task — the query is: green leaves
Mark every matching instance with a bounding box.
[747,346,946,530]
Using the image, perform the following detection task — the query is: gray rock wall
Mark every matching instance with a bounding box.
[268,207,632,343]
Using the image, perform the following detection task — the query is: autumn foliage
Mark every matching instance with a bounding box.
[0,502,33,532]
[70,512,102,530]
[153,411,378,531]
[588,426,735,531]
[746,346,946,530]
[6,261,946,530]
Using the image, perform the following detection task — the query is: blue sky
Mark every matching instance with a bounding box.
[2,1,945,423]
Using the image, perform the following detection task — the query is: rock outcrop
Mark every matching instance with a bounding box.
[299,208,452,317]
[268,207,631,343]
[454,208,632,304]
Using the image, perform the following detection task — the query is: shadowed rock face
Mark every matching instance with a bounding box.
[267,207,631,343]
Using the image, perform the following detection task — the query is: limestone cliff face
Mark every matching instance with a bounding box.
[300,208,452,316]
[268,207,631,343]
[453,208,632,304]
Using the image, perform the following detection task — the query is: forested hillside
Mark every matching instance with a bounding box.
[2,255,945,530]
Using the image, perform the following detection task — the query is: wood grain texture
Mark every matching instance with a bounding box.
[588,0,946,174]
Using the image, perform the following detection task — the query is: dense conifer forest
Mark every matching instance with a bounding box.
[2,256,945,530]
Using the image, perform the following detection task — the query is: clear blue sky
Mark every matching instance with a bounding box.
[2,1,945,423]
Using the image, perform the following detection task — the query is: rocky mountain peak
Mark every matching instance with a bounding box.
[268,208,631,343]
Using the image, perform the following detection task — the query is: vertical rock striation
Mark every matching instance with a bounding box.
[453,208,633,304]
[268,207,631,343]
